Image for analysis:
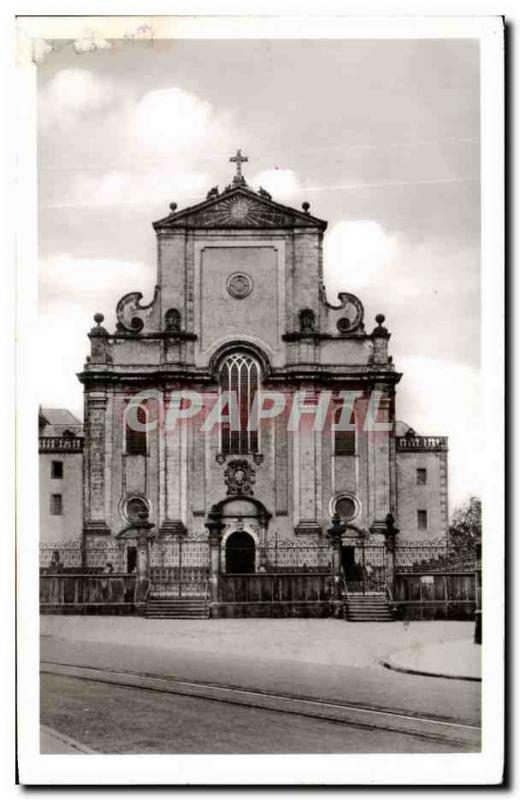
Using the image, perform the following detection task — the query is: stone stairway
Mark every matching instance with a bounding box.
[145,596,209,619]
[346,593,394,622]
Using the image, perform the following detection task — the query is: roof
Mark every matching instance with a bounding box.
[153,184,327,232]
[395,421,415,437]
[39,408,83,437]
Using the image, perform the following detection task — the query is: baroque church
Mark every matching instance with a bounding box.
[73,152,448,608]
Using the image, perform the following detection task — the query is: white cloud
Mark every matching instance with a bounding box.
[39,255,155,324]
[38,255,157,412]
[324,220,398,296]
[323,224,479,357]
[253,168,301,199]
[397,356,481,512]
[323,223,481,509]
[133,88,231,156]
[69,167,209,208]
[41,85,239,209]
[40,69,117,130]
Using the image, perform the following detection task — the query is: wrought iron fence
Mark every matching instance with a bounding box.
[264,542,332,573]
[149,539,210,596]
[394,538,475,573]
[40,542,126,573]
[40,542,83,571]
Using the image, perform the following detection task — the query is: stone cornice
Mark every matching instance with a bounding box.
[107,331,198,342]
[282,331,369,342]
[77,364,402,389]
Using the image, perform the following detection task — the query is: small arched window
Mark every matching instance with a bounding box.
[219,353,261,455]
[125,403,148,456]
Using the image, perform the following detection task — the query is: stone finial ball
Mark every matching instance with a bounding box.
[169,202,178,212]
[375,313,385,325]
[302,201,310,213]
[94,312,104,325]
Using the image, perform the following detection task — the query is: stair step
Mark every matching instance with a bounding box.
[147,608,207,612]
[146,609,208,615]
[149,597,206,601]
[147,601,207,605]
[146,616,208,619]
[348,601,389,606]
[148,601,207,605]
[349,600,388,604]
[348,597,387,606]
[146,615,209,620]
[145,592,209,619]
[347,591,394,622]
[348,597,387,601]
[146,609,208,613]
[147,609,207,612]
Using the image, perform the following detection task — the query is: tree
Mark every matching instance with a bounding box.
[449,496,481,554]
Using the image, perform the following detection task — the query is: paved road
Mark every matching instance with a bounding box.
[40,724,96,754]
[41,673,472,754]
[41,633,481,726]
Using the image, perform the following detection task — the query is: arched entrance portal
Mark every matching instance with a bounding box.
[225,531,256,574]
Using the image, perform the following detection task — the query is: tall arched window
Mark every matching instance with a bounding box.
[219,353,261,454]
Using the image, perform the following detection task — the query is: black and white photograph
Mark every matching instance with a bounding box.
[13,12,504,786]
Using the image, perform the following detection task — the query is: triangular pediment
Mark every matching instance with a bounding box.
[153,186,327,231]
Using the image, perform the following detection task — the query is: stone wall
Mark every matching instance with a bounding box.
[395,447,448,541]
[39,449,83,544]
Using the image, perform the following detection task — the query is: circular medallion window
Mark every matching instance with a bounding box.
[336,317,351,334]
[229,199,250,220]
[331,493,360,523]
[124,496,150,524]
[226,272,253,300]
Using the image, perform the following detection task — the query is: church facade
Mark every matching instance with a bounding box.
[78,153,448,591]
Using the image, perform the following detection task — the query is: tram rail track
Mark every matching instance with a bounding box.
[41,660,480,750]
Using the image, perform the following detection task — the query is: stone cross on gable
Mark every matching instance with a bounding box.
[229,149,248,184]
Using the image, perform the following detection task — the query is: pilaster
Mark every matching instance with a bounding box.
[83,390,110,536]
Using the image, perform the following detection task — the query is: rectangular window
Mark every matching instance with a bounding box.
[51,460,64,479]
[416,468,427,485]
[50,494,63,516]
[125,404,148,456]
[417,509,428,530]
[334,403,356,456]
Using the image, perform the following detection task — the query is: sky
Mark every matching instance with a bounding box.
[37,37,481,511]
